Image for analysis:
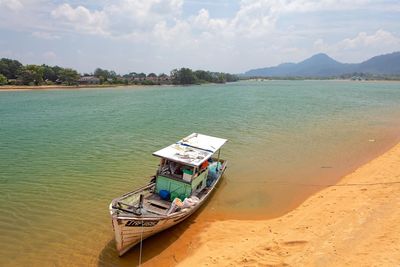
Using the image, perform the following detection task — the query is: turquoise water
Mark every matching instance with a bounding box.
[0,81,400,266]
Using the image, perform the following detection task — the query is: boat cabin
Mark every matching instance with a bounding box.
[152,133,227,201]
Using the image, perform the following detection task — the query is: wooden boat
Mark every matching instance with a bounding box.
[109,133,228,256]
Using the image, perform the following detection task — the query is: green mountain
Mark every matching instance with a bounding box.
[244,51,400,77]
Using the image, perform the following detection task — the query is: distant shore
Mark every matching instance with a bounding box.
[179,141,400,266]
[0,82,222,91]
[1,79,400,92]
[0,84,139,91]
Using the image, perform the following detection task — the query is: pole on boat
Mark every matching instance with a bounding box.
[216,149,221,172]
[138,194,143,215]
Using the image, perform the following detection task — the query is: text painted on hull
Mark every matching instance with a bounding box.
[125,220,159,227]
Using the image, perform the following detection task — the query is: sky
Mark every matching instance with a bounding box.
[0,0,399,74]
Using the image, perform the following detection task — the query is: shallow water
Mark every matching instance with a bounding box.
[0,80,400,266]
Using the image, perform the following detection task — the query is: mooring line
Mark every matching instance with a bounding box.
[138,220,144,267]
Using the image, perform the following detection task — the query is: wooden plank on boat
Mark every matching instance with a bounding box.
[148,199,171,209]
[144,204,169,215]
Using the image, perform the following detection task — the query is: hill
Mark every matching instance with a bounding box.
[244,51,400,77]
[356,52,400,75]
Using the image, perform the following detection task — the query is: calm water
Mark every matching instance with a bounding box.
[1,81,400,266]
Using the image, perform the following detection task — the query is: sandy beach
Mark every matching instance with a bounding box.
[179,142,400,266]
[0,84,142,90]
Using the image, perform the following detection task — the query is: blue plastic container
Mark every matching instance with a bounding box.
[207,162,221,181]
[159,190,170,201]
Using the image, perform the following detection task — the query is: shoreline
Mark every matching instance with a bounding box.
[1,79,400,91]
[178,141,400,266]
[0,84,141,91]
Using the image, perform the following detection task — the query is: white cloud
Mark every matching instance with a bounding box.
[32,31,60,40]
[313,30,400,63]
[229,1,277,38]
[45,0,278,40]
[0,0,23,11]
[51,3,108,35]
[314,30,400,52]
[237,0,385,14]
[49,0,184,37]
[2,0,400,73]
[338,29,400,49]
[45,0,400,46]
[192,9,228,32]
[152,20,191,44]
[106,0,182,29]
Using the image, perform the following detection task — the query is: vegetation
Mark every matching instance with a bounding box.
[57,68,80,85]
[0,58,23,79]
[2,52,400,87]
[18,65,44,85]
[0,58,80,86]
[0,57,239,87]
[171,68,197,84]
[244,52,400,78]
[338,72,400,81]
[94,68,118,84]
[170,68,239,85]
[243,72,400,81]
[0,74,7,85]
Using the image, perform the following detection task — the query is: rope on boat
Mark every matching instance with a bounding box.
[138,219,144,267]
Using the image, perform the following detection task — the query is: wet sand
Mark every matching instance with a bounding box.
[179,142,400,266]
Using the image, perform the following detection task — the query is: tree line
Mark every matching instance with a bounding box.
[0,58,239,86]
[0,58,79,86]
[92,68,170,85]
[170,68,239,84]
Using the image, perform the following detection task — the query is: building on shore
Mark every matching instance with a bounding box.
[78,76,100,85]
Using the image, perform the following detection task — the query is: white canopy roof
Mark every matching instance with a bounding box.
[152,133,227,167]
[180,133,227,153]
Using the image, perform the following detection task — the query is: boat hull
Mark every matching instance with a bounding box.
[111,207,197,256]
[110,161,227,256]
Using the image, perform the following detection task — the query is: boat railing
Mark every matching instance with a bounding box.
[112,183,155,214]
[118,182,155,199]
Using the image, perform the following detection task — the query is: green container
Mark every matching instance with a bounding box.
[170,192,186,201]
[183,169,193,175]
[156,175,192,197]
